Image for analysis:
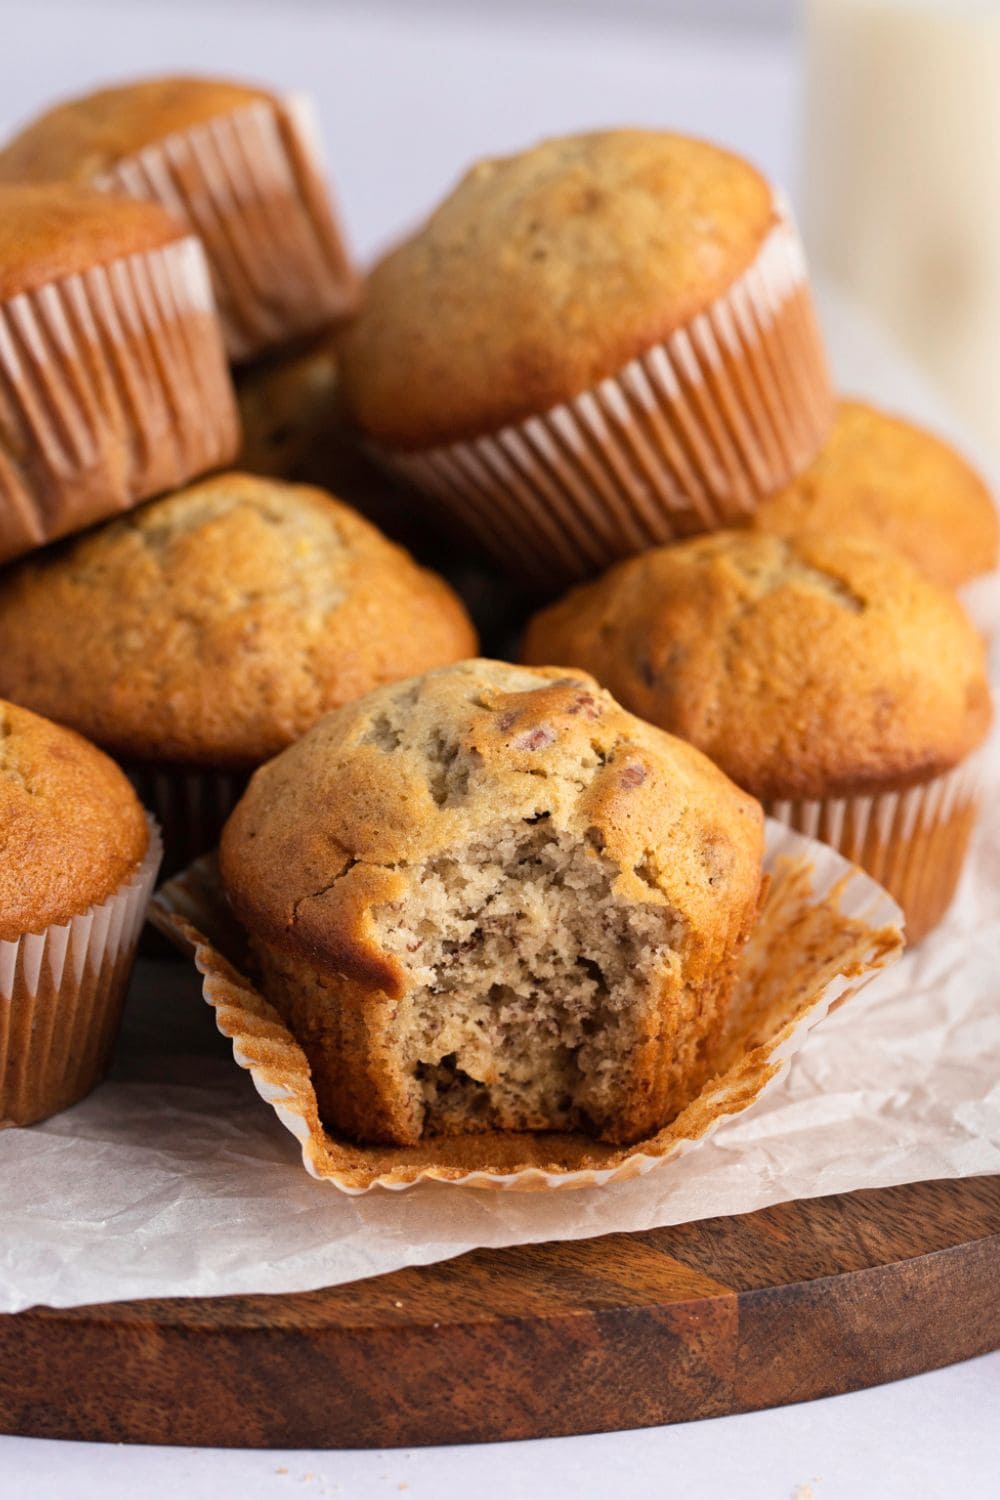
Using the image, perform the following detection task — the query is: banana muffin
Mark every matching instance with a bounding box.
[0,473,477,868]
[0,182,237,564]
[338,129,832,587]
[0,75,359,360]
[1,700,160,1125]
[524,531,993,941]
[219,660,764,1147]
[753,398,999,588]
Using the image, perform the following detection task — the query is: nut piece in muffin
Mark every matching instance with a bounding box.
[0,473,477,867]
[753,398,999,588]
[0,183,238,565]
[1,700,158,1125]
[219,660,764,1148]
[524,531,993,941]
[338,129,832,586]
[0,76,359,360]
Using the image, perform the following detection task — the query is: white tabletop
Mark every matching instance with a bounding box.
[0,2,996,1495]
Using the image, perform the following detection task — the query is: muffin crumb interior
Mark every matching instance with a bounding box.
[374,823,680,1138]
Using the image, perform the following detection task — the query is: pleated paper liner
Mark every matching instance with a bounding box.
[765,750,988,945]
[124,762,248,878]
[151,821,902,1194]
[378,203,834,591]
[0,235,239,565]
[96,94,359,361]
[0,819,163,1127]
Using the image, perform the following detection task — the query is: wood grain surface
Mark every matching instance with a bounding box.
[1,1175,997,1449]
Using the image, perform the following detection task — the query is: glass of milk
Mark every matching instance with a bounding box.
[803,0,1000,456]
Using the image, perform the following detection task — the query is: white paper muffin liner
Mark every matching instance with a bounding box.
[765,750,989,943]
[0,818,162,1127]
[123,763,248,877]
[95,93,358,361]
[0,235,239,564]
[152,820,902,1194]
[378,203,834,589]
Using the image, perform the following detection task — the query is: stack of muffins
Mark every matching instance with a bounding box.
[0,79,995,1152]
[0,74,478,1126]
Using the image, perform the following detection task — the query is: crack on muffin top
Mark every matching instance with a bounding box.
[724,535,865,612]
[353,664,632,806]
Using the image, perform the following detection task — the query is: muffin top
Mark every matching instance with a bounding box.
[523,532,993,800]
[0,700,149,941]
[0,76,273,184]
[220,659,764,992]
[0,182,185,299]
[338,130,776,449]
[0,473,477,769]
[754,399,999,588]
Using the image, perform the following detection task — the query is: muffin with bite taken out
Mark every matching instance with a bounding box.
[219,660,765,1147]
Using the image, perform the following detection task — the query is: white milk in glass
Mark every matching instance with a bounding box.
[804,0,1000,456]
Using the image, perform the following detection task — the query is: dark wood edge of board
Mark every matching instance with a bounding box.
[1,1176,997,1448]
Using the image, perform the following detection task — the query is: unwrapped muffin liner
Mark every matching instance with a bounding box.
[0,235,239,564]
[765,750,988,943]
[95,93,357,361]
[0,819,162,1127]
[152,820,902,1193]
[378,203,833,588]
[124,763,248,877]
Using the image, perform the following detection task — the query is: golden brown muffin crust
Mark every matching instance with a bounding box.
[523,531,993,800]
[0,76,273,185]
[338,130,776,448]
[0,474,478,769]
[220,660,764,982]
[753,399,999,588]
[0,700,148,941]
[0,182,185,299]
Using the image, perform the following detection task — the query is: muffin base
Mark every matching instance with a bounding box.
[124,763,248,877]
[379,204,833,590]
[766,755,986,945]
[151,822,902,1191]
[0,820,162,1127]
[0,235,239,564]
[96,94,358,361]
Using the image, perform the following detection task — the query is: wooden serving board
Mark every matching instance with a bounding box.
[0,1174,997,1449]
